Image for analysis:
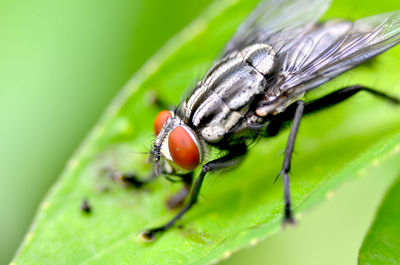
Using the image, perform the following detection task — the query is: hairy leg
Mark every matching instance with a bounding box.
[267,85,399,223]
[277,100,304,223]
[140,143,248,241]
[268,85,399,137]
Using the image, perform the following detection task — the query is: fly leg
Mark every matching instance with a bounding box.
[268,85,400,136]
[268,85,399,135]
[276,100,305,224]
[122,170,192,209]
[140,143,248,241]
[118,171,157,188]
[302,85,399,114]
[267,85,399,224]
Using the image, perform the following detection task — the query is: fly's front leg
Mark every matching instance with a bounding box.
[108,153,159,188]
[120,165,189,190]
[140,143,248,241]
[118,171,157,188]
[121,167,192,209]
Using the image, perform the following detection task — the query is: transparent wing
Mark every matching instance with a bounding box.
[224,0,332,54]
[274,11,400,99]
[251,10,400,116]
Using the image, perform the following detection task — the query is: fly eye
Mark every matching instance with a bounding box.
[168,126,200,170]
[153,110,172,135]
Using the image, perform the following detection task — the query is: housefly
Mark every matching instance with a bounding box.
[129,0,400,241]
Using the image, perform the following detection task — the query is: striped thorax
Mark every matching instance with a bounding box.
[152,43,276,172]
[182,43,276,143]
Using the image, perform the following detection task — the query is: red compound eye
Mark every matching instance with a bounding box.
[153,110,172,135]
[168,126,200,170]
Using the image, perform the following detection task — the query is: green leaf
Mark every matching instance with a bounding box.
[358,176,400,264]
[12,0,400,264]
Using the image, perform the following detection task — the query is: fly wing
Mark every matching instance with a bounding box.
[224,0,332,55]
[271,11,400,102]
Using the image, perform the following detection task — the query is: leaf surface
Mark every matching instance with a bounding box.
[12,0,400,264]
[359,176,400,265]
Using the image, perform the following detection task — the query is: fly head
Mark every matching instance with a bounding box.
[151,110,204,175]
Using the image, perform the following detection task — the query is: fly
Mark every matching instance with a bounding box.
[126,0,400,241]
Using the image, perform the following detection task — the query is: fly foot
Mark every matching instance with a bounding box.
[138,227,164,242]
[283,214,296,227]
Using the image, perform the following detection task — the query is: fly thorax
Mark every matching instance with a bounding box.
[239,43,276,75]
[181,44,277,143]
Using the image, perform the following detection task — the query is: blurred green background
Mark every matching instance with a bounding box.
[0,0,213,263]
[0,0,399,264]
